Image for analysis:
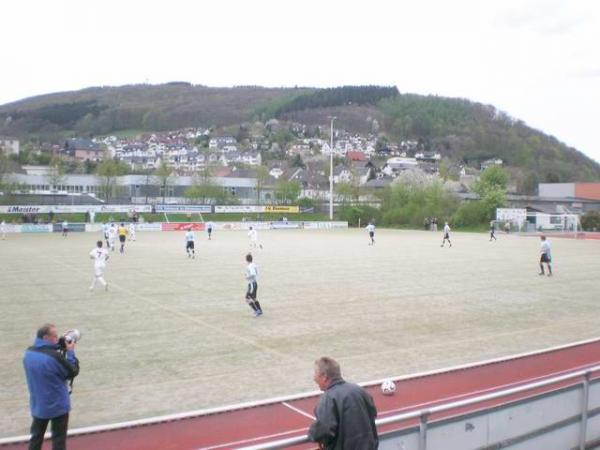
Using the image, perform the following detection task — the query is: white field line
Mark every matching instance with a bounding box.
[47,255,304,364]
[281,402,316,420]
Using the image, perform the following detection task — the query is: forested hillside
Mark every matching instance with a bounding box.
[1,83,598,185]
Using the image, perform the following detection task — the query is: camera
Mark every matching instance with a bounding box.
[58,329,81,351]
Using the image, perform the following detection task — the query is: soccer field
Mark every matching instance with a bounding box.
[1,228,599,437]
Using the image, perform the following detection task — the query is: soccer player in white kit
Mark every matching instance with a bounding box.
[62,220,69,237]
[108,223,117,251]
[441,222,452,247]
[102,223,110,247]
[128,222,136,241]
[89,241,109,291]
[245,253,262,316]
[365,222,375,245]
[206,221,214,240]
[185,228,195,258]
[539,235,552,276]
[489,221,497,242]
[1,220,6,240]
[248,226,262,249]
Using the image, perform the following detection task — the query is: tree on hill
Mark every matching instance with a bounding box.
[0,153,12,191]
[154,163,173,205]
[45,156,67,189]
[271,86,399,117]
[275,180,301,205]
[95,159,128,201]
[290,154,305,169]
[184,164,231,204]
[472,166,509,220]
[254,165,270,205]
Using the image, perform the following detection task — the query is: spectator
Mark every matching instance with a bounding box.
[23,324,79,450]
[308,356,378,449]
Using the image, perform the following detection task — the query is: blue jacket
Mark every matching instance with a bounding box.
[23,338,79,419]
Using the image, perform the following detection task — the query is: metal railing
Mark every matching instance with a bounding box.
[238,365,600,450]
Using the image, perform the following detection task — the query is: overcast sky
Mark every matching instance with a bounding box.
[1,0,599,162]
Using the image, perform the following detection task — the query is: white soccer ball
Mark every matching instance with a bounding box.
[381,379,396,396]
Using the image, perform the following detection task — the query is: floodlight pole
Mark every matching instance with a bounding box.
[329,116,336,220]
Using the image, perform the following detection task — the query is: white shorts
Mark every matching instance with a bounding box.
[94,265,105,277]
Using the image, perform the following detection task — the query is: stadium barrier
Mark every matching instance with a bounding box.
[52,223,85,233]
[2,221,348,234]
[239,365,600,450]
[20,224,52,233]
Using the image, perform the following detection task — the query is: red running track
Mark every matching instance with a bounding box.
[3,338,600,450]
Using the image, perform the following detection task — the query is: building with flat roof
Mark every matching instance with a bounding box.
[4,173,272,204]
[539,183,600,201]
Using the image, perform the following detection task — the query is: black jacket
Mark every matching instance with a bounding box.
[308,379,378,450]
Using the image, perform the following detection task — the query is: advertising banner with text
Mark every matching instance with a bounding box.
[303,221,348,229]
[264,205,300,213]
[155,205,212,213]
[135,223,163,231]
[53,223,86,232]
[161,222,205,232]
[214,205,265,213]
[496,208,527,224]
[0,205,152,214]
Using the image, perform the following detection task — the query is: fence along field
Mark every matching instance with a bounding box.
[1,228,599,437]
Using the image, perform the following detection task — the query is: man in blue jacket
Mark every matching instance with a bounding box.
[23,324,79,450]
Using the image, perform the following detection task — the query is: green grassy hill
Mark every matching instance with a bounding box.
[1,83,598,186]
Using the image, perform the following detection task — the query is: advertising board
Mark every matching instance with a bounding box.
[264,205,300,213]
[161,222,205,231]
[0,205,152,214]
[21,224,52,233]
[154,205,212,213]
[214,205,265,213]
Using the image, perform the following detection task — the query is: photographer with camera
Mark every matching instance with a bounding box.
[23,324,80,450]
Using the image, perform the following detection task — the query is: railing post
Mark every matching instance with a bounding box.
[579,371,591,450]
[419,411,429,450]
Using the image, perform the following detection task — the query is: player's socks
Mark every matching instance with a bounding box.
[254,301,262,312]
[248,302,258,312]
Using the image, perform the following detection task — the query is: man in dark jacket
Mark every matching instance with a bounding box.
[23,324,79,450]
[309,356,378,450]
